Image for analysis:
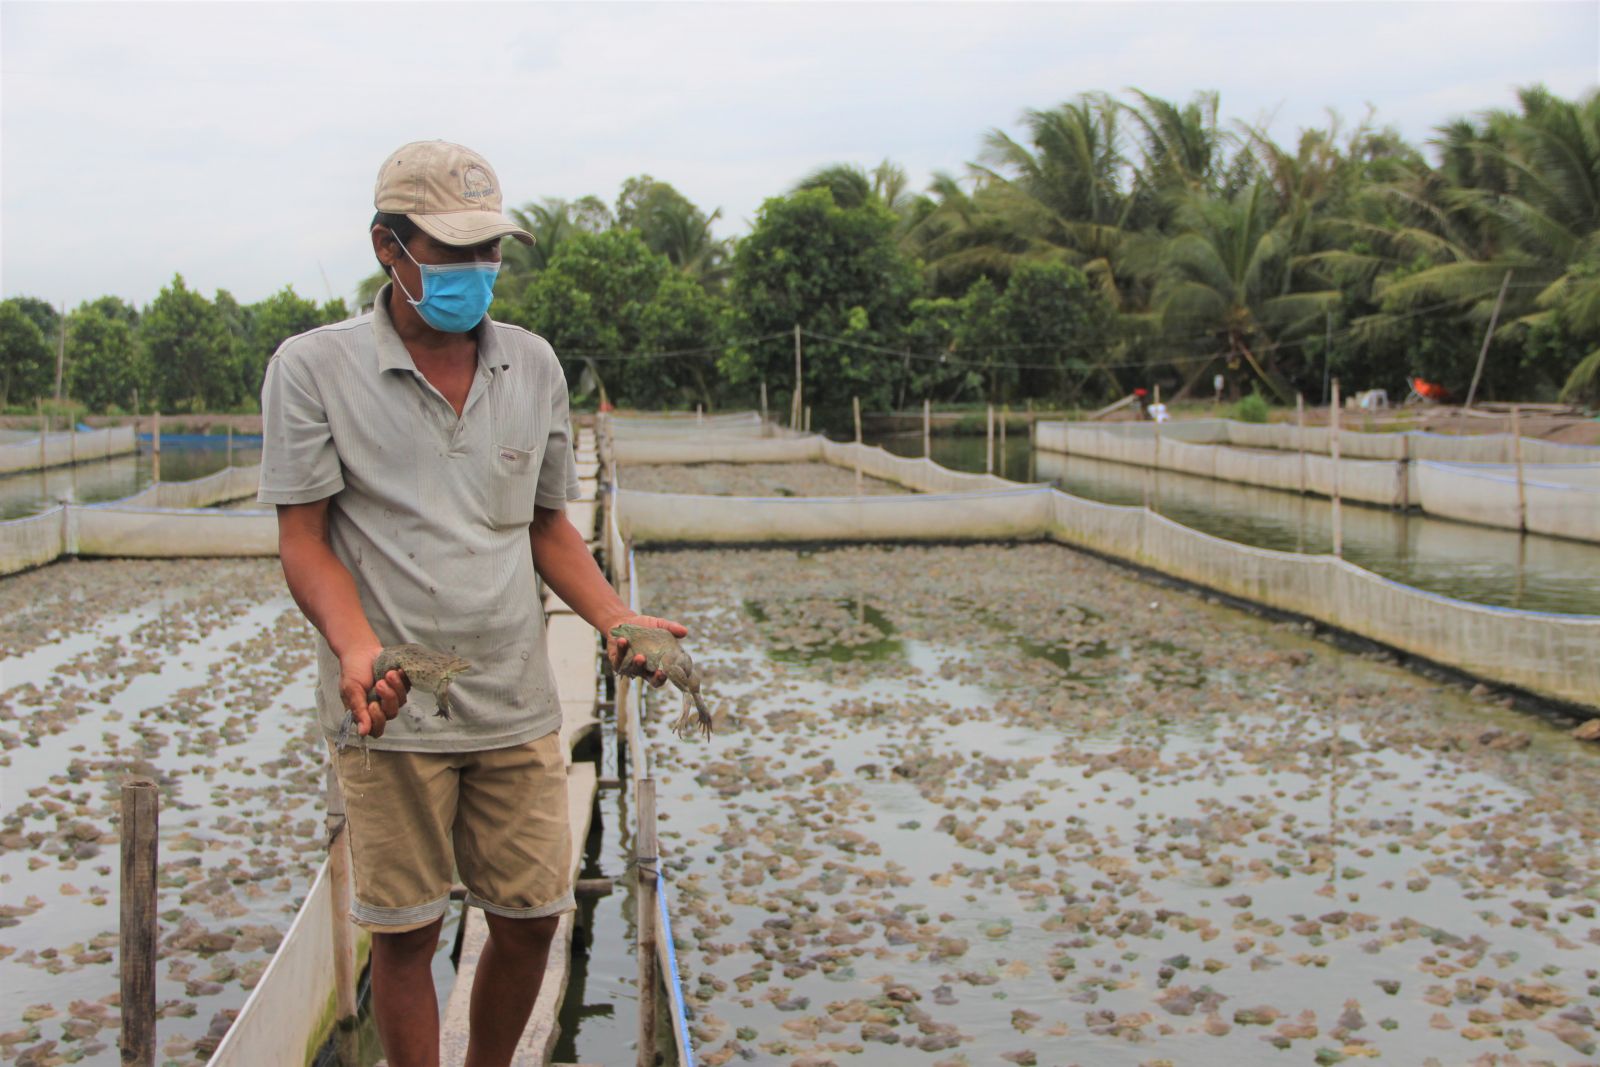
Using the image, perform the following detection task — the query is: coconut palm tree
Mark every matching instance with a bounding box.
[1131,182,1341,400]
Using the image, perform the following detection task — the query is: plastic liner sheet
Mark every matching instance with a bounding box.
[617,485,1054,543]
[615,436,825,466]
[1418,462,1600,543]
[0,425,138,474]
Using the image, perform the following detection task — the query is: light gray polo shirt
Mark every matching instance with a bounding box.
[259,285,581,752]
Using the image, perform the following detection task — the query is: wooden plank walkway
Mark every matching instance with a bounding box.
[439,428,605,1065]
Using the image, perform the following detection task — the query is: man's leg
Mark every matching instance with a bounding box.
[462,912,560,1067]
[370,918,445,1067]
[453,734,574,1067]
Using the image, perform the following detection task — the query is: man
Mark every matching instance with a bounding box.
[259,140,682,1067]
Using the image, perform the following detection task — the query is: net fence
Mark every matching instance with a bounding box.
[606,424,1598,710]
[1038,421,1599,542]
[0,462,270,575]
[0,425,138,474]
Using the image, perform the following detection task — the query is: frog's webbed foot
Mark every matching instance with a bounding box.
[671,689,714,741]
[669,689,714,741]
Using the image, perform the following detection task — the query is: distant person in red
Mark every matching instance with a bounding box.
[1411,378,1450,402]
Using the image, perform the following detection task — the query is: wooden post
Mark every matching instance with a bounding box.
[1398,431,1411,510]
[635,776,660,1067]
[69,415,77,466]
[695,404,703,426]
[986,404,995,474]
[791,325,803,430]
[55,300,67,402]
[803,405,811,433]
[120,778,159,1067]
[226,424,233,468]
[1330,379,1343,557]
[615,674,631,779]
[922,399,931,459]
[325,761,358,1065]
[1512,405,1527,532]
[37,398,47,470]
[1464,269,1513,410]
[852,395,863,495]
[152,411,162,483]
[1296,393,1307,495]
[759,381,768,427]
[999,404,1008,478]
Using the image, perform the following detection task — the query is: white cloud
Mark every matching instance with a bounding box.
[2,1,1594,309]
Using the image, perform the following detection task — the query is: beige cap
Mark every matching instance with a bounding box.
[374,140,534,246]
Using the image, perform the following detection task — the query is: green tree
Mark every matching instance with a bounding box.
[634,272,728,407]
[8,296,60,345]
[509,230,670,394]
[1129,183,1339,401]
[991,261,1116,401]
[141,274,237,411]
[616,176,731,285]
[725,188,922,417]
[65,305,143,412]
[0,300,53,409]
[244,287,338,399]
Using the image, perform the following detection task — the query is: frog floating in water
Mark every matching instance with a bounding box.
[611,623,714,740]
[336,644,472,757]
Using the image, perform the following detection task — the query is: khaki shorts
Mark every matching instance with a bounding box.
[329,732,573,933]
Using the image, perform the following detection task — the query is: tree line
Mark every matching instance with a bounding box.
[4,84,1596,422]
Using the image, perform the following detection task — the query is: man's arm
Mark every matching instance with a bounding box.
[529,505,685,683]
[276,500,408,737]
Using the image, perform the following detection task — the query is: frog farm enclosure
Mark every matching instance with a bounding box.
[1,442,1598,1067]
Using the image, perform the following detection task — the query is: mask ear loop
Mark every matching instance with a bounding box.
[384,227,424,306]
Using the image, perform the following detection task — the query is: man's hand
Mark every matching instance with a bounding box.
[604,613,688,688]
[339,645,410,739]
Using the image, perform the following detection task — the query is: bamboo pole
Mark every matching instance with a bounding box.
[1296,393,1307,495]
[37,398,47,470]
[226,424,233,468]
[1464,270,1513,410]
[325,760,358,1065]
[69,415,77,466]
[985,404,995,474]
[615,673,631,780]
[922,399,931,459]
[791,325,803,430]
[852,395,863,495]
[119,778,159,1067]
[635,776,660,1067]
[1512,405,1526,533]
[1330,379,1343,557]
[999,404,1008,478]
[152,411,162,483]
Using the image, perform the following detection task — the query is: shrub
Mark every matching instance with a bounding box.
[1233,391,1270,423]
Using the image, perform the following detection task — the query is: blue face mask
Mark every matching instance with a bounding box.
[390,234,500,333]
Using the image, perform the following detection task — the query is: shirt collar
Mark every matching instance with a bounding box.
[371,282,511,375]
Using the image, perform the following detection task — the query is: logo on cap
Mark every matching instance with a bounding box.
[462,165,496,201]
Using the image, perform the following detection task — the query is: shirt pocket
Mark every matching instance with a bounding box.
[487,443,540,527]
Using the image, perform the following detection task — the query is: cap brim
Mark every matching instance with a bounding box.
[410,210,535,246]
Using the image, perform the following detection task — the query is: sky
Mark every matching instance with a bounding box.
[2,1,1596,311]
